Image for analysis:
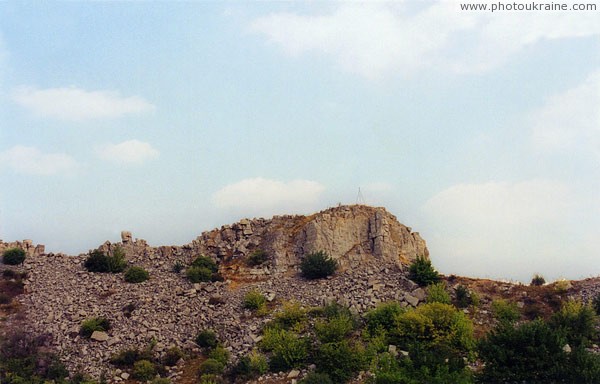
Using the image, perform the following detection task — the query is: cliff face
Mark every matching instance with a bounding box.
[187,204,428,273]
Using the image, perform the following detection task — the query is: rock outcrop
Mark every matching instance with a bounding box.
[0,239,45,257]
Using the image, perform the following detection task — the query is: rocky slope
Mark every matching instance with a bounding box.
[0,205,429,380]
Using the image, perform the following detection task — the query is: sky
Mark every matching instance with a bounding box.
[0,1,599,282]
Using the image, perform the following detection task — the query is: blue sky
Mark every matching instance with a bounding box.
[1,1,599,282]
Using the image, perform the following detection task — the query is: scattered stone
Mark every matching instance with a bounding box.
[90,331,109,342]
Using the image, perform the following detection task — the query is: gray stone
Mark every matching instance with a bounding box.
[90,331,109,342]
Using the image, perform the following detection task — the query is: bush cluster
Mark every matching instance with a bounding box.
[246,250,269,267]
[531,273,546,286]
[243,289,267,312]
[408,256,440,286]
[84,248,127,273]
[2,248,26,265]
[491,299,520,324]
[187,255,221,283]
[80,317,111,338]
[426,282,451,304]
[300,251,337,279]
[196,329,219,349]
[124,266,149,283]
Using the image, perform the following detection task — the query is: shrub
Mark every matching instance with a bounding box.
[208,346,230,365]
[80,317,111,338]
[300,251,337,279]
[392,303,475,353]
[454,285,472,308]
[272,301,307,330]
[554,279,572,293]
[299,372,334,384]
[246,250,269,267]
[233,350,268,379]
[124,266,149,283]
[478,319,567,382]
[365,302,404,335]
[426,282,451,304]
[199,374,224,384]
[110,347,153,366]
[408,256,440,286]
[162,347,184,366]
[243,289,267,311]
[550,300,597,348]
[133,359,156,381]
[186,266,213,283]
[195,330,218,349]
[2,248,26,265]
[268,331,308,371]
[191,255,218,273]
[593,292,600,315]
[0,293,11,304]
[84,248,127,273]
[198,358,224,375]
[315,314,354,343]
[151,378,171,384]
[172,261,184,273]
[491,299,520,324]
[322,301,353,319]
[316,340,366,383]
[531,274,546,286]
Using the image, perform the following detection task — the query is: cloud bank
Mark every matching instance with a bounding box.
[251,2,600,78]
[213,178,325,218]
[96,140,159,165]
[0,146,79,175]
[12,86,155,121]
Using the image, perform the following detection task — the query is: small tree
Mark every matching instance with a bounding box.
[531,274,546,286]
[300,251,337,279]
[124,266,149,283]
[2,248,26,265]
[408,256,440,286]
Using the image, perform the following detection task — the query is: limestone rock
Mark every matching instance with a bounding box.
[90,331,109,341]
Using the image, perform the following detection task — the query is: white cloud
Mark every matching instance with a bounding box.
[0,145,79,175]
[96,140,159,165]
[422,180,577,281]
[12,86,155,121]
[212,177,325,218]
[531,70,600,155]
[250,2,600,78]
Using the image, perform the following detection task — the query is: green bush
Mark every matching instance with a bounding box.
[172,261,184,273]
[124,266,149,283]
[315,314,354,343]
[232,350,269,379]
[208,346,230,365]
[133,359,156,381]
[531,274,546,286]
[272,301,307,330]
[426,282,451,304]
[269,332,308,371]
[478,319,567,382]
[2,248,26,265]
[110,347,152,366]
[300,251,337,279]
[299,372,334,384]
[162,347,184,366]
[365,302,404,335]
[80,317,111,338]
[243,289,267,311]
[491,299,520,324]
[198,358,224,375]
[316,340,366,383]
[246,250,269,267]
[186,266,213,283]
[150,378,171,384]
[455,285,472,308]
[199,374,224,384]
[84,248,127,273]
[593,292,600,315]
[195,330,218,349]
[191,255,218,273]
[549,300,597,348]
[408,256,440,286]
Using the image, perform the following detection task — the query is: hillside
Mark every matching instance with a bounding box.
[1,205,600,383]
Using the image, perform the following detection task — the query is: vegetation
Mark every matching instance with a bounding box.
[300,251,338,279]
[124,266,149,283]
[491,299,520,324]
[455,284,473,308]
[191,255,218,272]
[243,289,267,312]
[408,256,440,286]
[2,248,26,265]
[531,274,546,286]
[84,248,127,273]
[132,359,156,381]
[246,249,269,267]
[426,282,451,304]
[195,330,219,350]
[80,317,111,338]
[162,347,184,366]
[186,266,213,283]
[199,359,225,375]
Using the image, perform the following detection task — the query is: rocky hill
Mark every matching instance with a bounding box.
[0,205,430,381]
